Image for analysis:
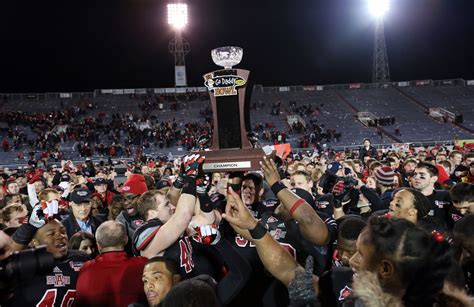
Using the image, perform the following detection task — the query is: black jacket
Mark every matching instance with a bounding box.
[61,212,106,238]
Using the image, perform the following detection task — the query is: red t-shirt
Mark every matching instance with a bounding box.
[75,252,147,307]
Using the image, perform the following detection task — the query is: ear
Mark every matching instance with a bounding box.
[172,274,181,285]
[408,208,417,217]
[379,259,395,280]
[31,238,40,247]
[259,188,264,197]
[430,176,438,185]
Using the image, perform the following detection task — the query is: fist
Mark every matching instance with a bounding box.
[182,154,205,178]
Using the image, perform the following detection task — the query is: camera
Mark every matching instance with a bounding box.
[1,245,54,282]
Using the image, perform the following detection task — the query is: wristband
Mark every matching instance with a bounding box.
[198,193,213,213]
[289,199,305,216]
[249,222,267,240]
[271,181,286,196]
[173,175,184,189]
[182,177,196,196]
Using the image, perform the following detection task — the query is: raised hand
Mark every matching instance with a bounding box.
[222,187,258,231]
[260,156,281,186]
[182,154,205,178]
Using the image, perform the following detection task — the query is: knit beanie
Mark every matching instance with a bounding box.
[122,174,148,195]
[374,166,395,186]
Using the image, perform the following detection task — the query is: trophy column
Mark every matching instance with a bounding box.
[199,47,270,173]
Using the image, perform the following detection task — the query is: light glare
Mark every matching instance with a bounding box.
[368,0,389,17]
[167,4,188,29]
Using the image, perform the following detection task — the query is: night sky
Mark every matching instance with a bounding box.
[0,0,473,93]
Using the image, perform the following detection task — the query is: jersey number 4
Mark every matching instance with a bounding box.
[37,289,76,307]
[179,237,194,273]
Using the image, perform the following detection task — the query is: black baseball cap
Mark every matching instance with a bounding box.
[70,188,91,204]
[94,178,107,185]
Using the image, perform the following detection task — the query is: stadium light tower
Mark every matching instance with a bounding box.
[369,0,390,83]
[167,3,190,87]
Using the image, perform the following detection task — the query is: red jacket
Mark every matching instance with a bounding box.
[75,251,147,307]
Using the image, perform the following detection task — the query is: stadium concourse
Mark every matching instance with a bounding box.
[0,78,474,306]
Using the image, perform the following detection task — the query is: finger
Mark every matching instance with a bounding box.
[221,213,239,225]
[269,158,278,170]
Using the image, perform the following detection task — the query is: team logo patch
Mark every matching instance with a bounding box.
[451,213,463,222]
[338,285,352,301]
[266,216,278,224]
[47,267,70,287]
[69,262,83,272]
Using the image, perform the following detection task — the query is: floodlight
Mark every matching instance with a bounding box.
[167,3,188,30]
[368,0,389,18]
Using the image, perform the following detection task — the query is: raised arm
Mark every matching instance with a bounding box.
[222,187,302,286]
[140,154,204,258]
[260,157,329,245]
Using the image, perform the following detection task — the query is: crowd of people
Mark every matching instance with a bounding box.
[0,101,213,160]
[0,136,473,306]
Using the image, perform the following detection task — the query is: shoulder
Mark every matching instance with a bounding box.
[66,249,90,262]
[132,219,164,254]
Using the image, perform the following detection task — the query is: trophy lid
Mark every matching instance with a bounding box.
[211,46,243,69]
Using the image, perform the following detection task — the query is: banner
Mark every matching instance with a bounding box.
[263,144,291,159]
[59,93,71,98]
[135,89,147,94]
[397,81,409,87]
[101,89,113,94]
[455,139,474,148]
[416,80,430,86]
[112,89,124,95]
[349,83,361,89]
[154,88,165,94]
[391,143,410,152]
[467,80,474,86]
[123,89,135,94]
[303,86,315,91]
[279,87,289,92]
[316,85,324,91]
[175,65,187,87]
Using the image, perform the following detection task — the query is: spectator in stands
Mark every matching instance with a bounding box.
[359,139,377,158]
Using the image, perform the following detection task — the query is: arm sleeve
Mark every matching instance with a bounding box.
[360,186,384,211]
[213,238,252,305]
[27,183,39,208]
[52,172,61,186]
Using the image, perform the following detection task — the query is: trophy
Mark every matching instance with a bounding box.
[200,46,271,172]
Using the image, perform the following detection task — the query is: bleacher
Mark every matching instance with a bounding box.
[1,78,473,166]
[337,87,472,142]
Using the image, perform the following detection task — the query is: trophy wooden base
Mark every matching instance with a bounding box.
[198,148,272,173]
